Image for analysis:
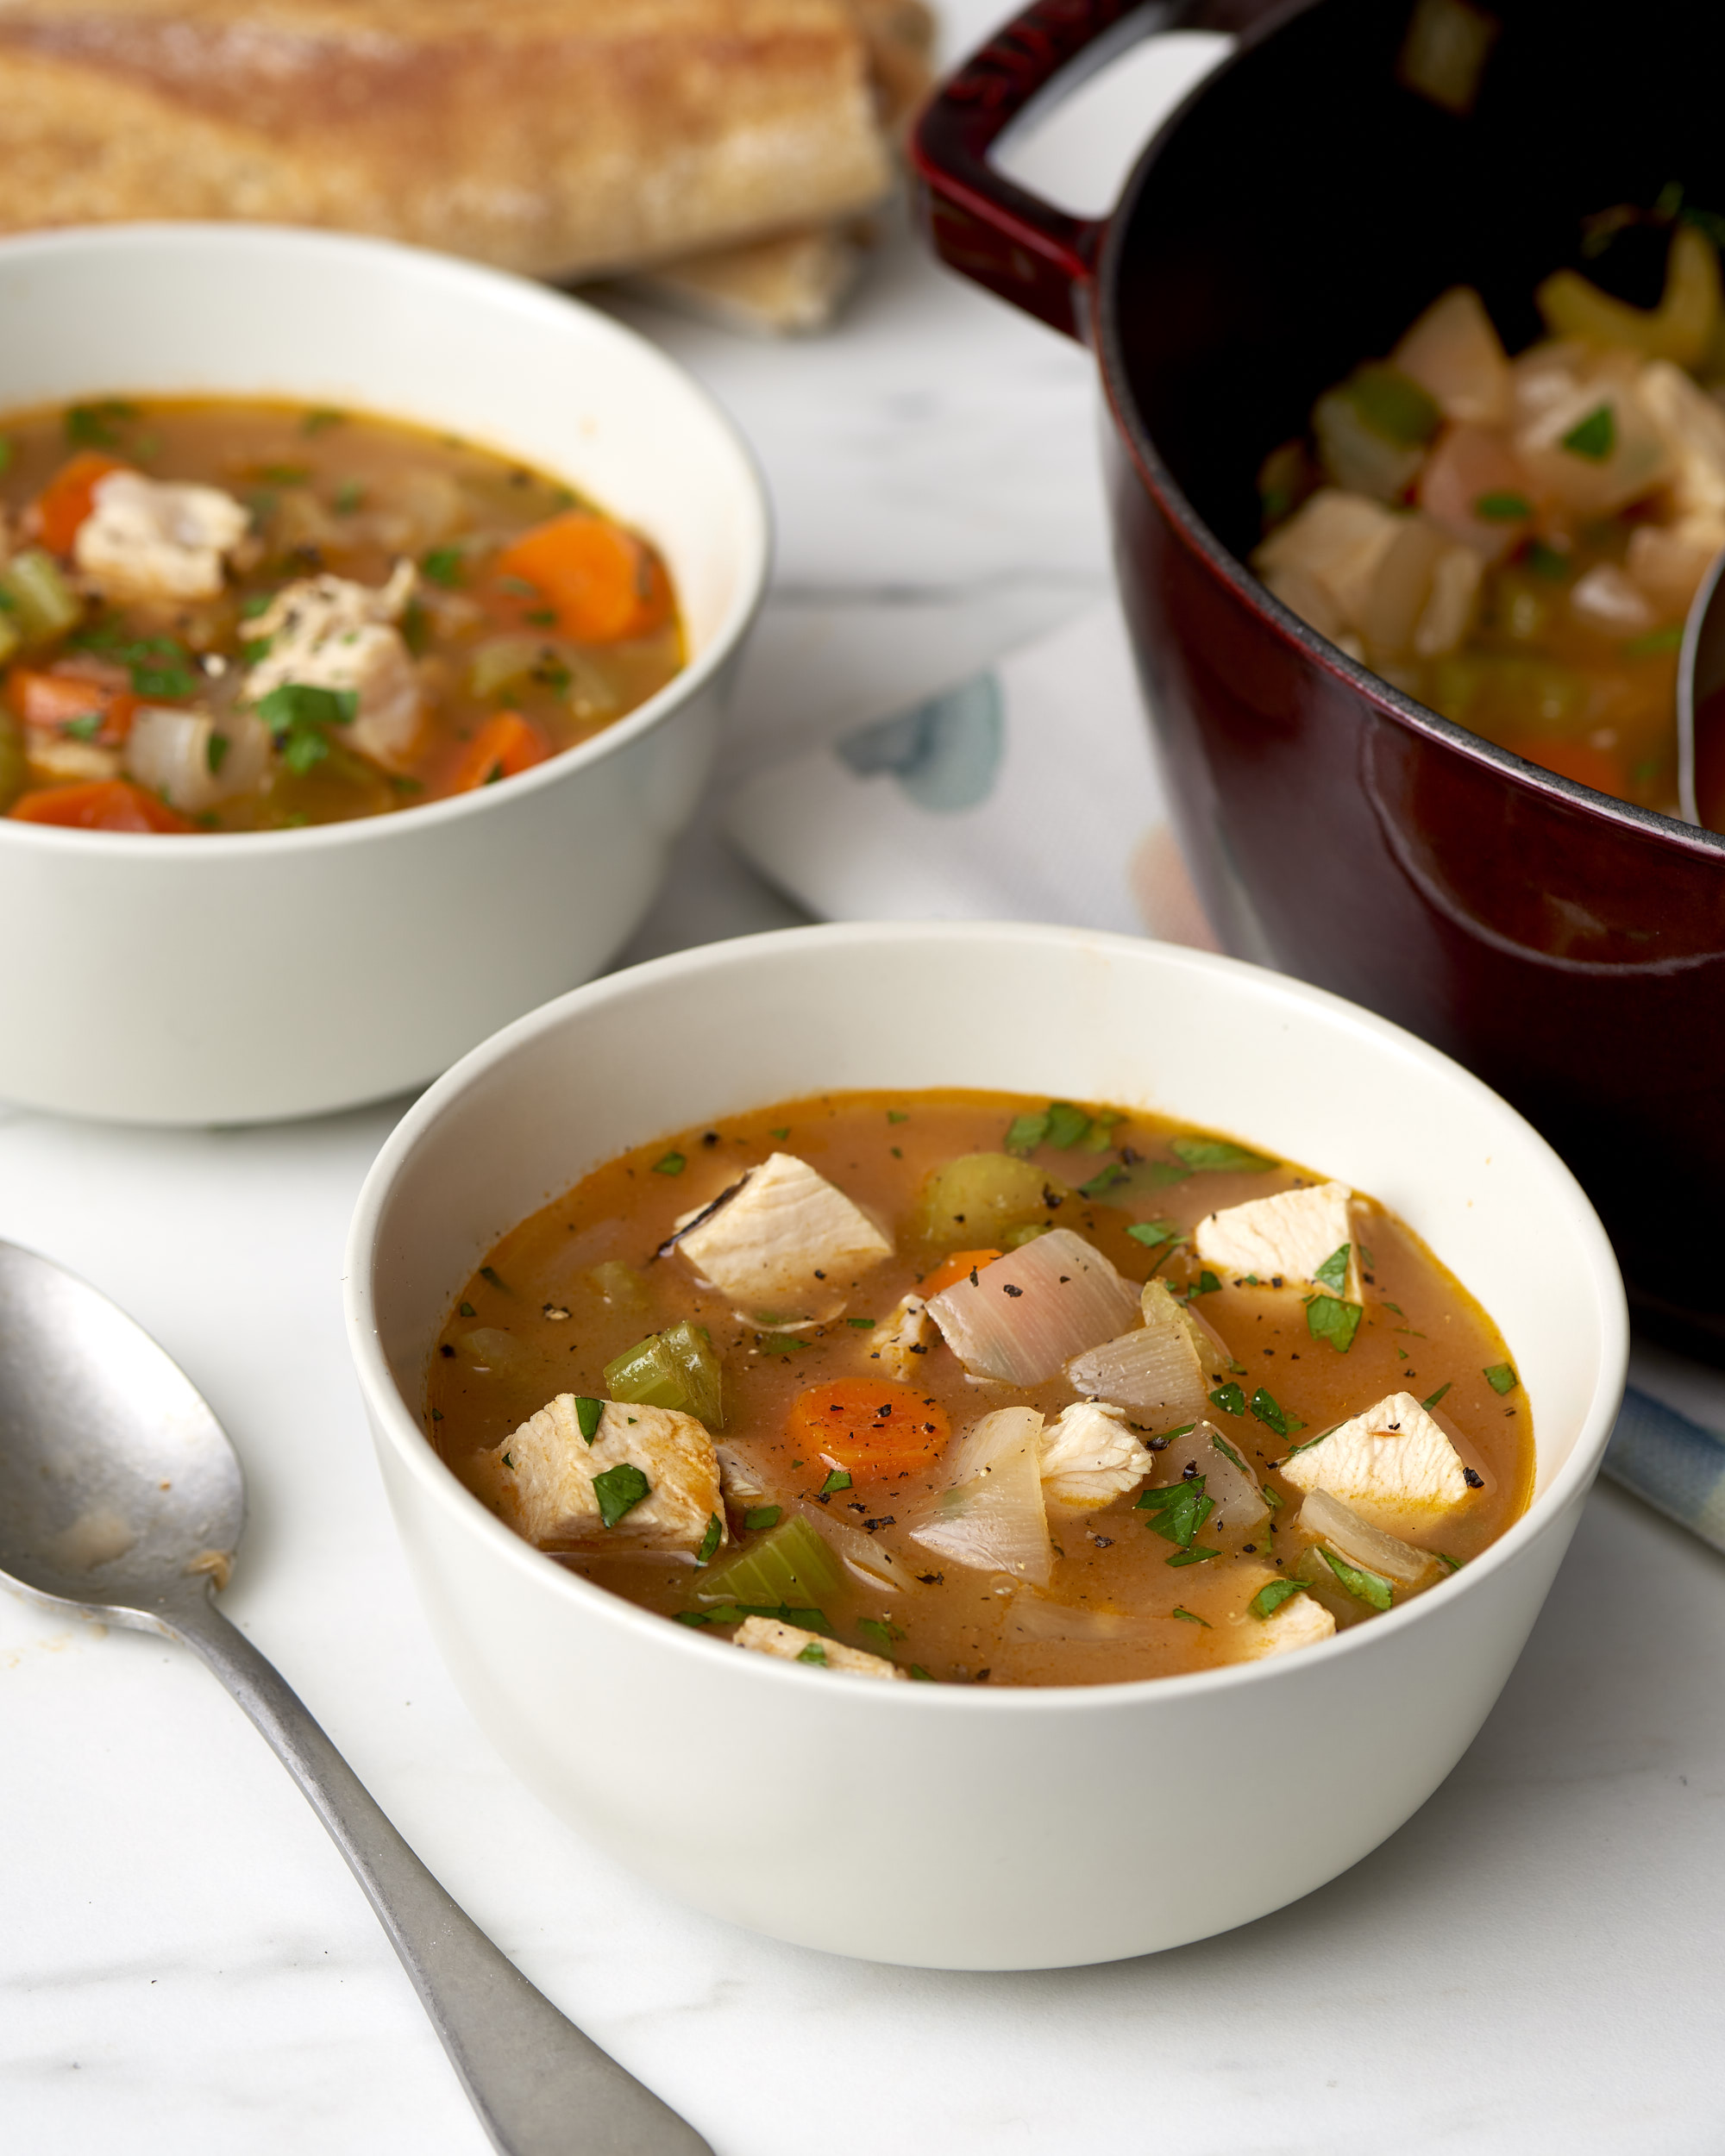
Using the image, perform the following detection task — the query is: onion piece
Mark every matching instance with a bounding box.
[1157,1420,1269,1539]
[907,1406,1051,1587]
[1295,1489,1446,1589]
[926,1228,1138,1384]
[1007,1595,1159,1644]
[124,705,270,812]
[1064,1278,1224,1426]
[789,1499,925,1597]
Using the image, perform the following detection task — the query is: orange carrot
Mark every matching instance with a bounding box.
[9,780,192,833]
[7,668,137,744]
[1500,736,1624,796]
[448,710,549,794]
[493,511,671,644]
[788,1377,952,1479]
[34,451,128,555]
[920,1249,1002,1300]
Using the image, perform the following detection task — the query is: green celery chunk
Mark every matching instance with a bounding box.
[2,548,82,644]
[694,1515,842,1608]
[604,1319,724,1427]
[913,1153,1070,1245]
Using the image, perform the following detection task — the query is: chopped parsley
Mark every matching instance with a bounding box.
[757,1332,803,1356]
[1527,539,1571,581]
[819,1468,852,1496]
[1137,1476,1213,1549]
[592,1461,649,1529]
[1186,1269,1222,1298]
[255,681,359,773]
[458,1300,476,1317]
[1313,1244,1351,1293]
[1006,1111,1051,1155]
[743,1506,782,1533]
[651,1150,687,1176]
[1209,1382,1245,1417]
[301,407,346,434]
[64,399,138,448]
[1421,1382,1452,1411]
[796,1640,829,1664]
[909,1664,934,1682]
[420,545,466,587]
[694,1514,723,1566]
[333,480,366,516]
[1044,1101,1091,1150]
[206,730,231,774]
[1561,403,1615,461]
[1306,1294,1363,1353]
[574,1395,604,1444]
[1079,1163,1130,1199]
[1210,1432,1251,1473]
[60,713,103,742]
[72,622,200,699]
[1126,1220,1181,1249]
[887,1109,909,1124]
[1483,1362,1519,1395]
[1318,1545,1393,1611]
[1167,1545,1221,1568]
[1250,1387,1302,1438]
[1473,490,1532,522]
[479,1266,509,1293]
[1436,1551,1463,1573]
[856,1616,906,1651]
[1250,1578,1310,1620]
[1170,1136,1276,1173]
[846,1317,876,1330]
[1170,1605,1211,1627]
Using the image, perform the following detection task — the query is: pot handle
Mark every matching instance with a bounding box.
[912,0,1271,342]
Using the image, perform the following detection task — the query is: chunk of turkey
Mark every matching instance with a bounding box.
[73,471,249,603]
[1277,1390,1473,1538]
[1238,1589,1337,1659]
[871,1294,932,1381]
[732,1616,905,1678]
[673,1151,892,1323]
[487,1395,723,1555]
[1195,1181,1358,1296]
[1037,1400,1153,1510]
[242,560,423,770]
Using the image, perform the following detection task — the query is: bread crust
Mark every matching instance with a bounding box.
[0,0,897,276]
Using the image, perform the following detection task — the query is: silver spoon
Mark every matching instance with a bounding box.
[1674,544,1725,825]
[0,1238,711,2156]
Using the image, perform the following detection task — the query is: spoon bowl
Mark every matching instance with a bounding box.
[0,1238,707,2156]
[1678,544,1725,830]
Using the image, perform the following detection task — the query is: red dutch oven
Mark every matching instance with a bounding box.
[914,0,1725,1358]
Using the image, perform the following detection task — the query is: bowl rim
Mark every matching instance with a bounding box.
[0,220,772,859]
[345,922,1631,1710]
[1088,3,1725,863]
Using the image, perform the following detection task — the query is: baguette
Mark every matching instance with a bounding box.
[0,0,898,279]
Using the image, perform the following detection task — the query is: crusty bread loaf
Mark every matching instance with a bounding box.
[0,0,902,279]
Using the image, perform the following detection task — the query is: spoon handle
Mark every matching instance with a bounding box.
[171,1594,712,2156]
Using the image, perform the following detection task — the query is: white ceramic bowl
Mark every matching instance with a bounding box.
[0,224,768,1125]
[345,923,1628,1971]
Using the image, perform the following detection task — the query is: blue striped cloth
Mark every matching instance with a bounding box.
[1603,1387,1725,1554]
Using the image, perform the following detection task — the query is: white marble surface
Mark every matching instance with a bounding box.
[4,9,1725,2150]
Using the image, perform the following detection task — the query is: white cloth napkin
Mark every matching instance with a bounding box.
[722,600,1218,949]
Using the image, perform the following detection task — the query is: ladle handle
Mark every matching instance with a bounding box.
[171,1595,712,2156]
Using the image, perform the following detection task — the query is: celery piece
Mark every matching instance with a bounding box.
[0,709,25,812]
[694,1514,843,1608]
[913,1153,1070,1246]
[587,1260,648,1310]
[604,1319,724,1427]
[1000,1222,1052,1250]
[2,548,82,644]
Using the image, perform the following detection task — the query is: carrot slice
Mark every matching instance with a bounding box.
[7,667,137,744]
[920,1249,1002,1299]
[9,780,192,832]
[493,511,671,643]
[448,710,549,794]
[34,451,128,555]
[788,1378,952,1478]
[1500,735,1625,797]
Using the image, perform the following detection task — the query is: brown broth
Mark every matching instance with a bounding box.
[0,397,682,830]
[427,1090,1534,1686]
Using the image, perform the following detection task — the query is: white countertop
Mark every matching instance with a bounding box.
[5,12,1724,2149]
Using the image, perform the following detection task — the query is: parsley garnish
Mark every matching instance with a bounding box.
[856,1616,905,1651]
[255,681,358,772]
[574,1396,604,1444]
[1170,1605,1211,1626]
[1209,1382,1245,1417]
[1484,1362,1519,1395]
[1561,403,1615,461]
[1126,1220,1180,1249]
[757,1332,803,1356]
[205,730,230,774]
[743,1506,782,1532]
[64,399,137,448]
[593,1461,650,1529]
[458,1300,476,1317]
[1527,539,1570,581]
[1186,1269,1221,1298]
[909,1664,934,1681]
[1210,1432,1251,1473]
[796,1640,829,1664]
[1436,1551,1462,1573]
[1250,1578,1310,1620]
[1170,1137,1276,1173]
[1044,1101,1090,1150]
[1250,1388,1302,1438]
[1167,1545,1220,1568]
[819,1468,852,1496]
[61,713,103,741]
[1421,1382,1452,1411]
[651,1150,686,1176]
[1313,1244,1351,1293]
[694,1514,722,1566]
[846,1317,875,1330]
[887,1110,909,1125]
[1136,1476,1213,1549]
[479,1266,508,1292]
[1080,1163,1129,1199]
[333,480,365,516]
[1307,1294,1363,1353]
[1474,491,1532,522]
[420,546,466,587]
[301,407,346,435]
[768,1126,790,1139]
[1318,1545,1393,1611]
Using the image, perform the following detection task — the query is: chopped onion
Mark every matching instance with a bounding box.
[1295,1489,1446,1589]
[907,1406,1051,1586]
[1007,1595,1158,1644]
[1157,1420,1269,1539]
[125,705,270,812]
[1066,1278,1213,1425]
[791,1500,926,1597]
[926,1228,1138,1384]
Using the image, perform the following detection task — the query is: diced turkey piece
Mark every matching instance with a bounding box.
[871,1294,932,1381]
[1238,1589,1337,1659]
[487,1395,723,1555]
[72,471,249,602]
[732,1616,906,1678]
[673,1151,892,1323]
[1277,1390,1473,1539]
[1038,1400,1153,1510]
[1195,1181,1358,1296]
[242,559,423,770]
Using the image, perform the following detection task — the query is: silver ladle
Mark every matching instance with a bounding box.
[0,1238,710,2156]
[1675,545,1725,825]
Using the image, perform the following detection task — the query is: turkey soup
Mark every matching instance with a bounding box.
[0,397,681,831]
[428,1091,1534,1686]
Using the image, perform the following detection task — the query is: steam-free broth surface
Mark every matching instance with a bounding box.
[429,1091,1533,1685]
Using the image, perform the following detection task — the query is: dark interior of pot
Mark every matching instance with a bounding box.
[1098,0,1725,1357]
